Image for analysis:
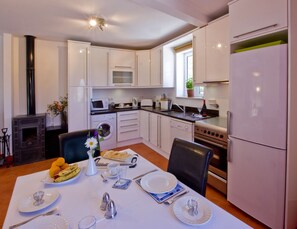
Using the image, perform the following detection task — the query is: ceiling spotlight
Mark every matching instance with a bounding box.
[89,17,106,31]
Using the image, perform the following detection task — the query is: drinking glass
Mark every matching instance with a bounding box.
[116,166,128,185]
[78,215,96,229]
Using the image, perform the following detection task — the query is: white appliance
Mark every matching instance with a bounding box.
[140,99,153,107]
[170,119,193,145]
[228,44,287,229]
[90,113,117,150]
[90,98,109,111]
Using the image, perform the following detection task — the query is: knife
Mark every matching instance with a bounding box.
[9,208,58,229]
[132,169,158,180]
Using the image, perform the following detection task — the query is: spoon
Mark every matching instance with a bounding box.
[101,174,108,183]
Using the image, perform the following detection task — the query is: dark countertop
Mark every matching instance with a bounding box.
[91,106,218,123]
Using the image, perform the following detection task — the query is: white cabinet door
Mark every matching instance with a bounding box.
[193,27,206,84]
[68,41,90,87]
[149,112,159,146]
[89,46,108,87]
[150,47,162,86]
[109,49,135,69]
[205,15,230,82]
[140,110,149,141]
[229,0,287,43]
[136,50,150,86]
[160,116,172,154]
[228,137,286,229]
[68,86,89,131]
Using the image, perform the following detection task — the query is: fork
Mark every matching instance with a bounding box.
[9,208,58,229]
[163,190,189,205]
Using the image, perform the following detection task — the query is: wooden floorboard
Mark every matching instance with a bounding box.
[0,143,268,228]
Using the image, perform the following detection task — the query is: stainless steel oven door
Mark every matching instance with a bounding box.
[194,136,227,195]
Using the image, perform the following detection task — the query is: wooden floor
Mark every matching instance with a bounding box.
[0,143,268,228]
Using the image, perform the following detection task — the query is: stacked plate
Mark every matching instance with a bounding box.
[140,171,177,194]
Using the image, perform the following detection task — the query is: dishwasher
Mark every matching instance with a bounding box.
[170,119,193,144]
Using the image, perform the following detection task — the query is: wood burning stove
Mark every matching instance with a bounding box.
[12,114,45,165]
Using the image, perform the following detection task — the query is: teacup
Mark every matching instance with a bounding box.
[107,163,119,176]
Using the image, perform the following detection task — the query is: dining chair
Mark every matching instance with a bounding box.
[59,129,97,164]
[167,138,213,197]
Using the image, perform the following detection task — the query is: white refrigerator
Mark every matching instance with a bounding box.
[228,44,287,229]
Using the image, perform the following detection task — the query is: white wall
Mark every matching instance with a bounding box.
[0,35,3,130]
[12,37,67,126]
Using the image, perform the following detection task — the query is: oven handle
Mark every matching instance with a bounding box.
[194,137,227,149]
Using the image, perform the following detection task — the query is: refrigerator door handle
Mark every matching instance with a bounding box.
[227,111,231,135]
[227,138,232,162]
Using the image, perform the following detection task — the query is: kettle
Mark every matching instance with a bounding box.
[132,97,138,108]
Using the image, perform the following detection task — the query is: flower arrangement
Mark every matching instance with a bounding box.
[47,95,68,117]
[85,128,104,157]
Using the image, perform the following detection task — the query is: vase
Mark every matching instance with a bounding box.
[86,150,98,176]
[61,111,68,128]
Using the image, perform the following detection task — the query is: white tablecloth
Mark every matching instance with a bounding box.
[3,149,251,229]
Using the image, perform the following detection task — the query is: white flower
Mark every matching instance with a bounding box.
[85,137,98,150]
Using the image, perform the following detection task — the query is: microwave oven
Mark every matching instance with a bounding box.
[90,98,109,111]
[109,69,135,86]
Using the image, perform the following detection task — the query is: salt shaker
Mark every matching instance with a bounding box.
[100,192,110,211]
[104,200,117,219]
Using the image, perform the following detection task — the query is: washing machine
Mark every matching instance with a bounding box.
[90,113,117,151]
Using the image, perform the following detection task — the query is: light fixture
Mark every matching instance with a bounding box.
[89,16,106,31]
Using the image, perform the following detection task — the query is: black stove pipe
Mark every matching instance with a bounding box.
[25,35,36,115]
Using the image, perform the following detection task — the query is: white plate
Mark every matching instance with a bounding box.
[140,171,177,194]
[173,196,212,226]
[42,167,82,185]
[19,215,69,229]
[18,190,60,213]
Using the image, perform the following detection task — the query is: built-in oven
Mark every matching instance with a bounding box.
[194,117,228,195]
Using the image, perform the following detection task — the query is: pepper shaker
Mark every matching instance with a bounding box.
[100,192,110,211]
[104,200,117,219]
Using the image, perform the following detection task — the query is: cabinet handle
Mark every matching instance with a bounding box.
[233,24,278,39]
[120,129,138,134]
[157,116,161,148]
[120,123,138,128]
[114,65,132,69]
[227,139,231,162]
[192,35,196,83]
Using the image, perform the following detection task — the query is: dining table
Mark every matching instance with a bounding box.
[3,148,251,229]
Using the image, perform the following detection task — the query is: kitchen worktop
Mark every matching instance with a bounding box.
[91,106,219,123]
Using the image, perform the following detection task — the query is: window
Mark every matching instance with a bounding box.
[176,48,204,98]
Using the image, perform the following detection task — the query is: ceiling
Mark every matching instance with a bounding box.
[0,0,230,49]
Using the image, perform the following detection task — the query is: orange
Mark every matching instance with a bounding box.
[49,165,61,178]
[55,157,65,166]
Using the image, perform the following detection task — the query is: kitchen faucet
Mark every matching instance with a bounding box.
[174,103,186,116]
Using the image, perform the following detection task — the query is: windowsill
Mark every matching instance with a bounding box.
[176,96,204,100]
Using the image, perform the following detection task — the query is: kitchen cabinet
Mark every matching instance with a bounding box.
[193,27,206,84]
[68,40,90,131]
[136,50,150,86]
[148,112,172,156]
[205,15,230,82]
[140,110,149,141]
[229,0,287,43]
[89,46,109,87]
[117,111,140,142]
[68,40,90,87]
[109,49,135,69]
[68,86,90,132]
[150,46,162,86]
